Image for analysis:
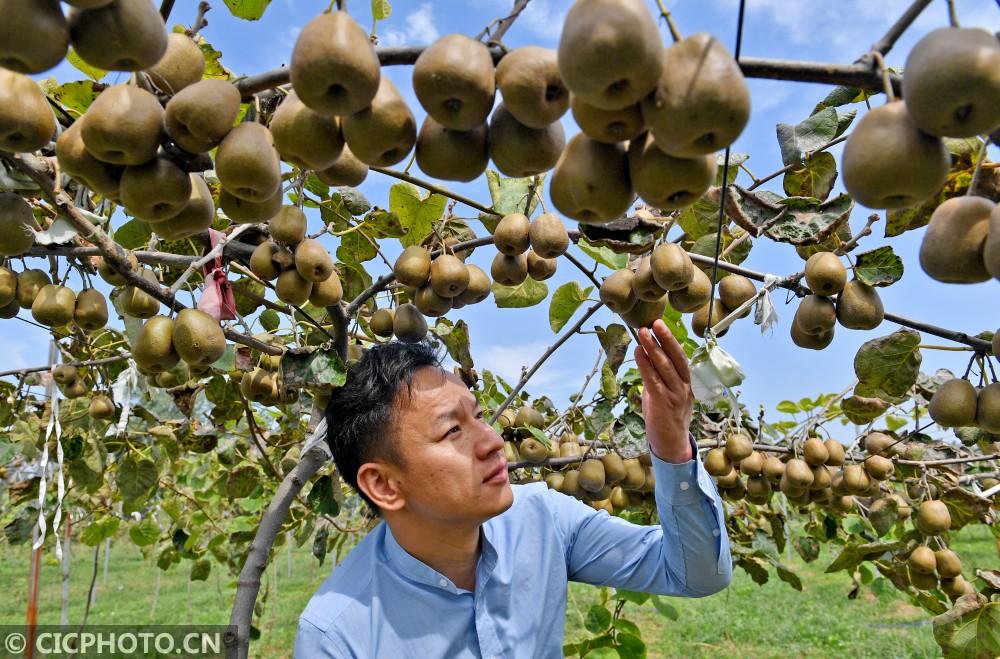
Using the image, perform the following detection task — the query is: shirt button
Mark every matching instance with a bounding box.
[439,578,448,588]
[679,481,690,491]
[712,528,720,537]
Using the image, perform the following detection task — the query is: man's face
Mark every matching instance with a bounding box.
[387,366,514,524]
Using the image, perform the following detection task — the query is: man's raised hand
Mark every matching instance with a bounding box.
[634,319,694,464]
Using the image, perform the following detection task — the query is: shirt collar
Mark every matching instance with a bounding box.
[381,522,498,593]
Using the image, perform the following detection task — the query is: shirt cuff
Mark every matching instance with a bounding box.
[649,433,717,505]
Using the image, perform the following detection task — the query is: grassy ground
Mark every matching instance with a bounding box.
[0,523,994,658]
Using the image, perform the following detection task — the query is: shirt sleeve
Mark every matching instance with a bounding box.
[543,434,732,598]
[294,617,353,659]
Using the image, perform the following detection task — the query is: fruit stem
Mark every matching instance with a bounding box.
[654,0,683,43]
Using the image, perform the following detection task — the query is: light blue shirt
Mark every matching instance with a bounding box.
[294,443,732,658]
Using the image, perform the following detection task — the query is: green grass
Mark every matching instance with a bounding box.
[0,524,994,658]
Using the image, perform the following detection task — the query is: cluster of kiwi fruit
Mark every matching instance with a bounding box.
[496,405,656,514]
[0,264,109,330]
[927,375,1000,433]
[491,212,569,286]
[248,207,344,308]
[918,196,1000,285]
[901,542,973,598]
[842,26,1000,211]
[791,251,885,350]
[130,310,226,384]
[240,336,298,406]
[599,242,757,332]
[51,363,115,418]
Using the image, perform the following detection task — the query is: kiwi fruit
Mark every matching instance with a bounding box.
[762,456,785,483]
[691,299,727,338]
[928,378,978,428]
[572,96,645,144]
[804,252,847,295]
[316,144,369,187]
[0,70,56,153]
[52,364,79,387]
[746,475,772,502]
[829,495,855,513]
[412,34,495,131]
[784,458,814,489]
[628,133,716,208]
[717,468,740,490]
[718,275,756,317]
[164,79,242,154]
[519,437,548,464]
[31,284,76,327]
[495,46,568,128]
[600,268,638,314]
[120,156,192,222]
[493,213,531,256]
[803,437,829,466]
[132,315,179,373]
[527,251,557,281]
[809,465,832,491]
[632,256,667,302]
[394,246,432,288]
[269,206,308,245]
[73,288,108,331]
[649,244,694,292]
[668,267,711,313]
[918,196,992,283]
[491,252,529,287]
[96,251,137,287]
[59,378,89,399]
[219,187,283,225]
[369,308,394,337]
[794,295,836,334]
[275,268,312,306]
[342,77,416,167]
[528,213,569,259]
[0,0,69,74]
[249,241,282,280]
[609,485,629,509]
[557,0,661,111]
[739,451,764,476]
[88,394,116,419]
[934,548,962,578]
[55,120,123,198]
[488,102,565,178]
[81,85,164,165]
[841,101,949,209]
[908,545,937,575]
[902,27,1000,138]
[430,254,469,298]
[704,448,731,476]
[458,264,491,305]
[976,383,1000,433]
[119,268,161,318]
[309,272,344,307]
[415,117,489,182]
[724,432,753,462]
[290,11,380,116]
[0,267,15,306]
[842,464,871,494]
[916,500,952,536]
[0,298,19,318]
[836,280,884,330]
[515,406,545,433]
[270,91,344,170]
[550,133,634,224]
[241,367,275,402]
[620,294,666,329]
[579,459,607,493]
[146,32,204,94]
[155,175,215,241]
[824,439,845,466]
[559,441,583,458]
[392,302,427,342]
[172,308,226,367]
[216,122,282,202]
[864,454,894,481]
[621,458,646,490]
[601,453,626,485]
[15,269,51,308]
[0,193,39,257]
[560,469,582,497]
[68,0,167,71]
[641,33,750,157]
[940,575,972,600]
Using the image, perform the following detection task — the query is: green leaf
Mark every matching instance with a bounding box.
[66,48,107,81]
[776,108,838,166]
[812,86,866,113]
[615,632,646,659]
[854,329,922,399]
[371,0,392,21]
[190,558,212,581]
[651,595,679,620]
[80,516,120,547]
[223,0,272,20]
[307,475,340,516]
[226,466,260,499]
[549,282,592,332]
[233,277,264,316]
[940,487,993,531]
[869,497,898,537]
[389,182,447,247]
[782,152,838,201]
[793,536,820,563]
[114,219,153,249]
[116,456,158,503]
[577,237,628,270]
[842,393,890,424]
[612,618,642,637]
[485,170,541,217]
[435,318,474,371]
[309,351,348,388]
[336,229,378,265]
[933,597,1000,658]
[616,590,650,605]
[259,309,280,332]
[716,152,749,186]
[42,80,100,118]
[771,561,803,591]
[585,605,612,634]
[595,324,630,373]
[854,246,904,287]
[726,188,853,246]
[129,518,160,546]
[776,400,800,414]
[600,359,619,399]
[491,278,548,308]
[675,198,722,241]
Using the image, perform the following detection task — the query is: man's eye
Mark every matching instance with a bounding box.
[475,410,485,419]
[447,425,461,436]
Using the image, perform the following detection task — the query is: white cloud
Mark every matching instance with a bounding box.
[517,0,570,41]
[380,3,440,47]
[475,341,575,393]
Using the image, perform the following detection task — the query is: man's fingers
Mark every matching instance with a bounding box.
[651,319,691,384]
[638,327,685,393]
[634,345,668,396]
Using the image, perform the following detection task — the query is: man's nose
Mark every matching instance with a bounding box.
[474,417,505,459]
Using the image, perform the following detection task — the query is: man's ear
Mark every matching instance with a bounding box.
[356,462,405,513]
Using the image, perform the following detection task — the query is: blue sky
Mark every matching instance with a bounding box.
[9,0,1000,437]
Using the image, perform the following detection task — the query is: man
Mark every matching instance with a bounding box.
[295,319,731,658]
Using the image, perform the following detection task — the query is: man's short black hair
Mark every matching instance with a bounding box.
[324,340,443,515]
